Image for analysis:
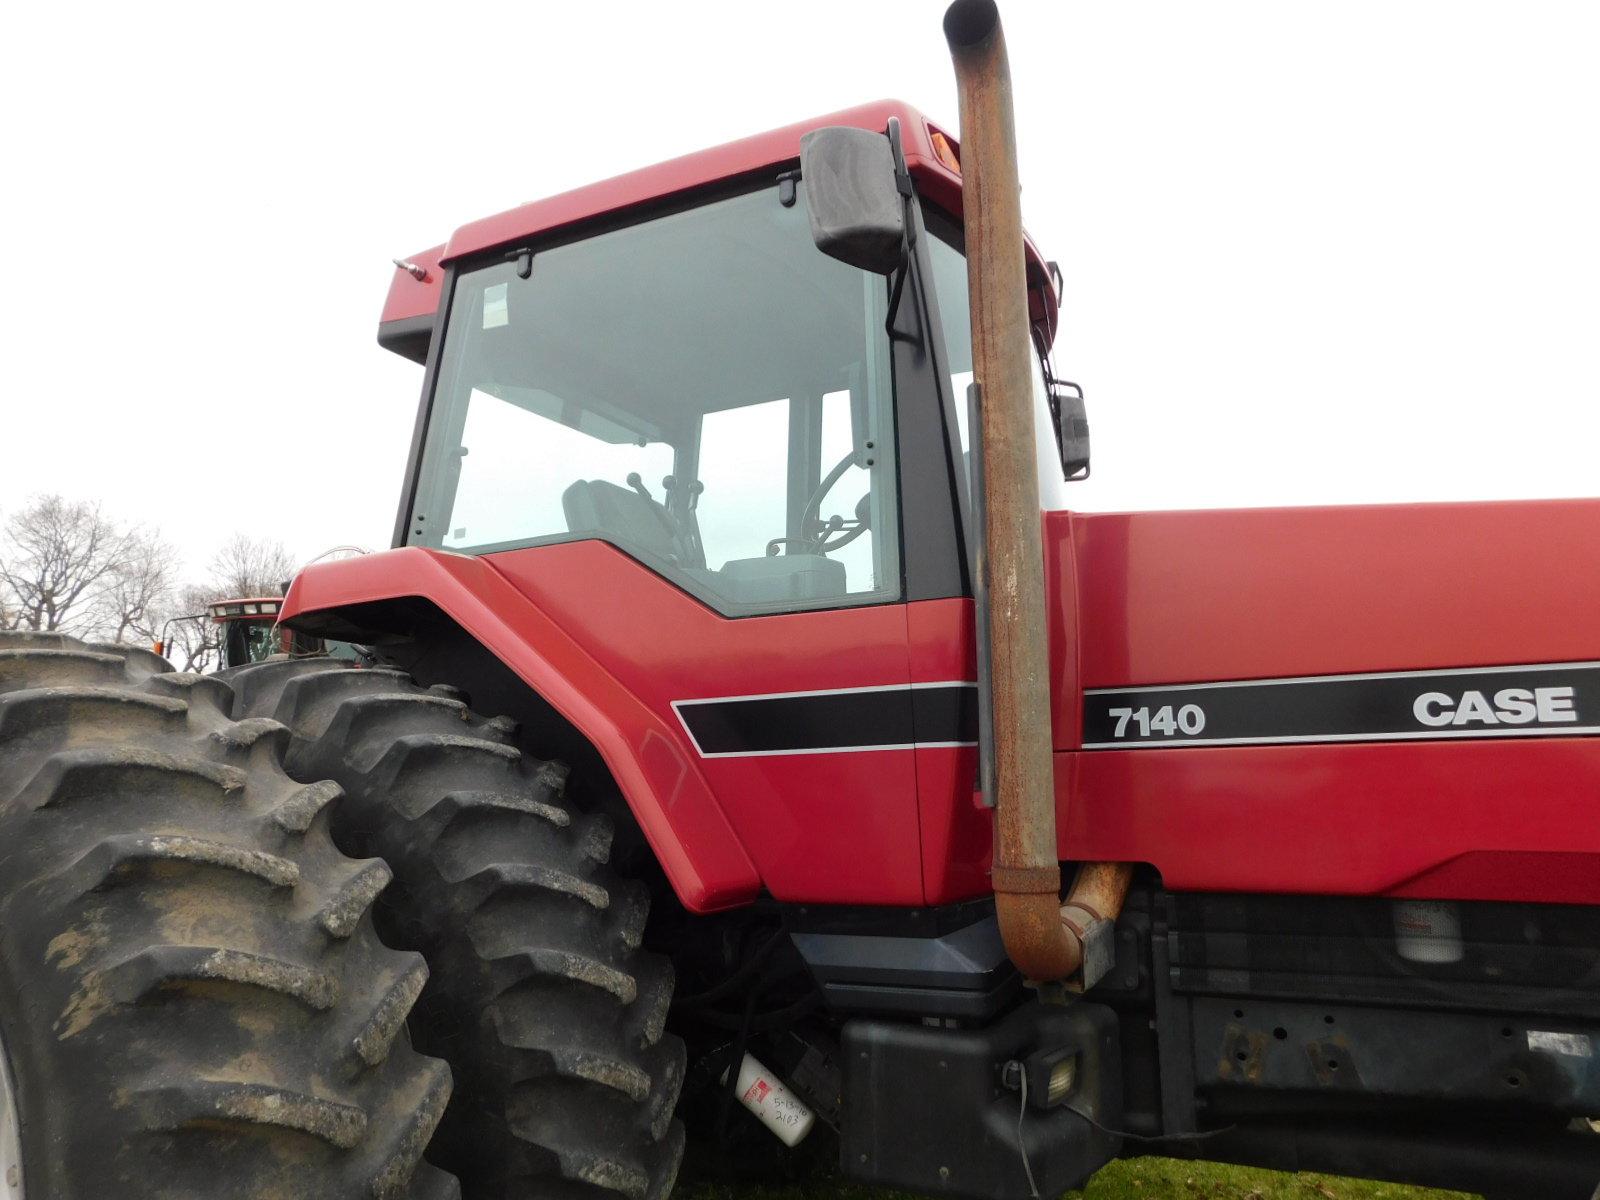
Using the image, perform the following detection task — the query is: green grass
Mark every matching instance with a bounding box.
[1065,1157,1476,1200]
[677,1157,1477,1200]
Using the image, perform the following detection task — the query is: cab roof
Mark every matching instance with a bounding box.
[379,100,1058,361]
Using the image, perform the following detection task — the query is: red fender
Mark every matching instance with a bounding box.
[281,547,761,913]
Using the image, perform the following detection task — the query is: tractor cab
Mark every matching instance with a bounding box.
[154,595,356,670]
[409,185,898,615]
[403,182,1083,622]
[209,597,302,667]
[207,597,366,669]
[384,102,1079,626]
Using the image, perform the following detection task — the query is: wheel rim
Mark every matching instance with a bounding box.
[0,1025,20,1198]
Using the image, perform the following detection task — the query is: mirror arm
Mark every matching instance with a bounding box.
[882,117,917,336]
[885,261,910,337]
[1034,324,1064,450]
[1032,322,1091,482]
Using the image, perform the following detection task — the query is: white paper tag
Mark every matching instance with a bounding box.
[1528,1030,1592,1058]
[483,283,509,329]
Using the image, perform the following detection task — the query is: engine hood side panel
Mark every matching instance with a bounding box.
[1055,499,1600,904]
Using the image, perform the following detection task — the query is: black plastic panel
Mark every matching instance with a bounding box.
[841,1002,1122,1200]
[789,907,1018,1019]
[377,314,434,364]
[1167,892,1600,1019]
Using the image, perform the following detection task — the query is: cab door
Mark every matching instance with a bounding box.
[407,181,974,906]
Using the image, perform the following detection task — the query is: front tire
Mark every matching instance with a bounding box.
[0,632,458,1199]
[227,658,686,1200]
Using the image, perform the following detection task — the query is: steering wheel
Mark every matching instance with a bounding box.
[813,493,872,553]
[800,449,863,536]
[766,449,871,556]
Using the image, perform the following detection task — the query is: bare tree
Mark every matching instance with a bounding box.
[0,503,304,670]
[157,583,224,672]
[210,535,296,598]
[101,529,177,644]
[0,496,141,634]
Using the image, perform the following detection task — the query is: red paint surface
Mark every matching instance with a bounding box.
[379,244,445,325]
[1066,499,1600,689]
[1057,738,1600,903]
[907,600,991,900]
[489,543,928,906]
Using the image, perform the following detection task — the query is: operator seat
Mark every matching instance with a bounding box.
[562,479,680,564]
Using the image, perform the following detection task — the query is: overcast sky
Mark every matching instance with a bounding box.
[3,1,1596,575]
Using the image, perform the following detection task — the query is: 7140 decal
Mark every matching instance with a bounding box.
[1106,704,1206,739]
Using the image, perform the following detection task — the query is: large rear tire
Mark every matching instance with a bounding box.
[226,659,686,1200]
[0,632,458,1199]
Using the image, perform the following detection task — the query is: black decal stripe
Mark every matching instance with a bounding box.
[911,683,982,747]
[675,683,977,757]
[1083,661,1600,749]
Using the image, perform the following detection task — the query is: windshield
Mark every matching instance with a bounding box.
[408,185,900,616]
[220,619,282,669]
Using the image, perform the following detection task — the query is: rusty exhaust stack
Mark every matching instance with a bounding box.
[943,0,1133,985]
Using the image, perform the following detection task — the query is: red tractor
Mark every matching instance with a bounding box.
[3,4,1597,1198]
[209,596,307,667]
[195,595,364,669]
[154,550,371,670]
[156,595,315,668]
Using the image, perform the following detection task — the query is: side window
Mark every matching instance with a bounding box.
[926,223,1067,510]
[443,388,672,551]
[927,230,976,466]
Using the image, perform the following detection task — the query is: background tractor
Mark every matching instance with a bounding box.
[2,4,1597,1199]
[154,548,371,671]
[156,594,319,668]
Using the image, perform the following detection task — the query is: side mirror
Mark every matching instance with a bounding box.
[1051,381,1090,480]
[799,126,906,275]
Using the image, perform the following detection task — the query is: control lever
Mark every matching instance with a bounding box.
[662,474,706,566]
[629,472,705,567]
